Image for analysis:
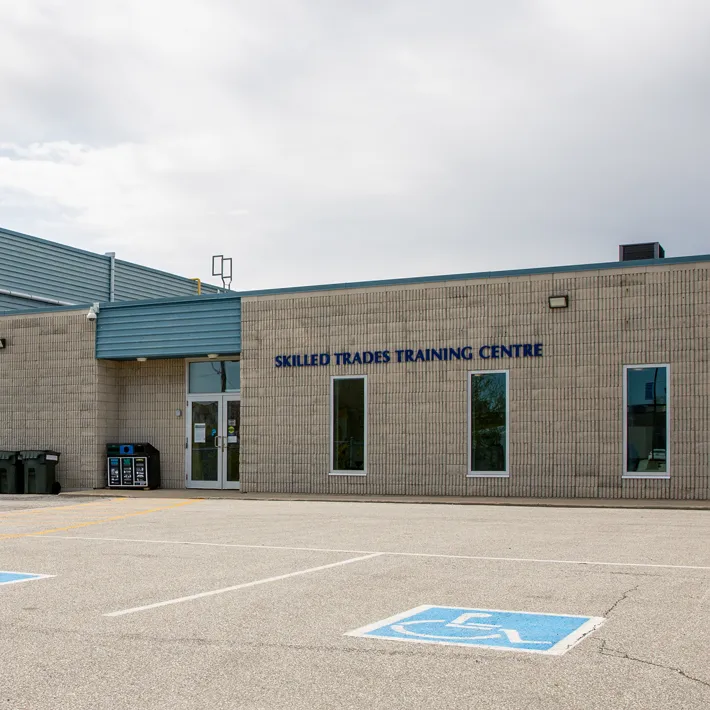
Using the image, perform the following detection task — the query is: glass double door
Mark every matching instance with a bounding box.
[187,395,240,489]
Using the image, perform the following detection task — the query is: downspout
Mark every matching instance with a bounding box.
[0,288,76,306]
[105,252,116,302]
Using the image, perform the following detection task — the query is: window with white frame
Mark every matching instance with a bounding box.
[331,376,366,474]
[624,365,669,477]
[469,371,508,476]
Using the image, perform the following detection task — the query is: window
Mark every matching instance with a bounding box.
[331,376,366,474]
[188,360,240,393]
[624,365,669,478]
[469,371,508,477]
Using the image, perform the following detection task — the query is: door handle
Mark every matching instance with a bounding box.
[214,435,221,449]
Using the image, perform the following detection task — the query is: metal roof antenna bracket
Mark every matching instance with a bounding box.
[211,254,233,291]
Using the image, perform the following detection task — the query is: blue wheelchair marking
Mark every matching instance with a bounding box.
[0,571,51,586]
[347,605,604,655]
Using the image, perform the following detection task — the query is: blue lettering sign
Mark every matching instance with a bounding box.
[275,344,544,366]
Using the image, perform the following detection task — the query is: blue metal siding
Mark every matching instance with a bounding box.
[114,259,221,300]
[0,228,109,303]
[95,294,241,359]
[0,293,46,313]
[0,227,221,310]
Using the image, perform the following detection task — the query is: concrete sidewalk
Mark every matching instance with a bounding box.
[59,488,710,510]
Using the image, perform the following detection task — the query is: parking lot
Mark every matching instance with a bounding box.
[1,495,709,710]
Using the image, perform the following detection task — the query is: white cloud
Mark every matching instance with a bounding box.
[0,1,709,289]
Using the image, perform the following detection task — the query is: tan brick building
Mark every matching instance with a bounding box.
[1,232,708,500]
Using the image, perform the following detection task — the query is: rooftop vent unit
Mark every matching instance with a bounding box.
[619,242,665,262]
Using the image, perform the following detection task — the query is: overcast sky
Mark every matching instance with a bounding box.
[0,1,708,290]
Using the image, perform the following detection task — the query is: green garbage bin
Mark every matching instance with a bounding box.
[0,452,22,494]
[19,451,61,494]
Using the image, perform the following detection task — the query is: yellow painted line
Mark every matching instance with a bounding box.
[0,499,201,540]
[0,498,128,517]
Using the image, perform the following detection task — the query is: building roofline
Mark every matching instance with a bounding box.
[113,257,221,290]
[0,226,107,260]
[3,251,709,315]
[0,304,90,317]
[232,252,710,299]
[100,292,240,309]
[0,225,221,290]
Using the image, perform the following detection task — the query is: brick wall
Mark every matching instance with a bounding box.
[0,310,104,489]
[0,312,187,490]
[113,359,186,489]
[240,264,710,499]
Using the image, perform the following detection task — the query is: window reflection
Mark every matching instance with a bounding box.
[470,372,507,473]
[332,378,366,471]
[626,367,667,473]
[189,361,240,393]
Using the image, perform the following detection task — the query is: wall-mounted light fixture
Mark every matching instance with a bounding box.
[136,357,147,362]
[207,353,219,359]
[548,295,569,309]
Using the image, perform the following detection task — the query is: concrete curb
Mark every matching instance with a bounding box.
[58,489,710,510]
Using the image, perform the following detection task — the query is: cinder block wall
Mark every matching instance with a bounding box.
[240,264,709,499]
[114,359,186,488]
[0,312,186,490]
[0,310,106,489]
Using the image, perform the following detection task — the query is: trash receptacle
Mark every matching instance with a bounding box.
[19,451,61,494]
[106,443,160,489]
[0,452,22,494]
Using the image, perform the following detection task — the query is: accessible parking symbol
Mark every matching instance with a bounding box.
[347,605,604,655]
[0,571,53,586]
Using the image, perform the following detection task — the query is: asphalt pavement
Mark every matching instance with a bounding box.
[0,496,708,709]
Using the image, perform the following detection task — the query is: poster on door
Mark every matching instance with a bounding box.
[193,423,206,444]
[227,420,238,444]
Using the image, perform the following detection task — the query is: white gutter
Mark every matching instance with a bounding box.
[0,288,77,307]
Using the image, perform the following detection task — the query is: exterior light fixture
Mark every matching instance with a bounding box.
[548,295,569,309]
[207,353,219,359]
[136,357,147,362]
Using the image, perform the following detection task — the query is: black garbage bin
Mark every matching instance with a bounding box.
[19,451,61,494]
[0,452,22,494]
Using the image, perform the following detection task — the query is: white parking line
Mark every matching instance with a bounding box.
[104,552,382,617]
[40,535,710,571]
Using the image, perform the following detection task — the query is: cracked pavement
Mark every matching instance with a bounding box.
[0,497,709,709]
